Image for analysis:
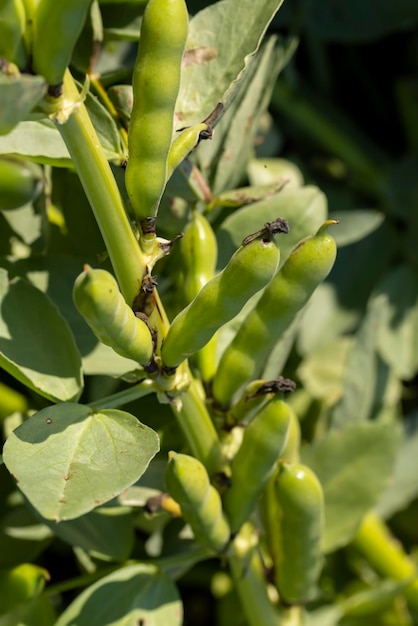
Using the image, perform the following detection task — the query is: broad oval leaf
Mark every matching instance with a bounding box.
[55,563,182,626]
[0,269,83,402]
[302,422,401,553]
[3,403,160,521]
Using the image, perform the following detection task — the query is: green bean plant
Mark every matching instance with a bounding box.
[1,0,418,625]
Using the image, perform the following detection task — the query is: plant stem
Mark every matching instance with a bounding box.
[352,511,418,613]
[229,526,281,626]
[54,70,146,305]
[174,370,225,477]
[88,379,156,410]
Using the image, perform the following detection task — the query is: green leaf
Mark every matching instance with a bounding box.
[331,303,380,427]
[216,184,328,269]
[2,403,160,521]
[6,257,141,377]
[376,419,418,519]
[55,563,182,626]
[0,87,123,165]
[0,120,72,165]
[376,265,418,380]
[0,506,53,568]
[0,74,46,135]
[177,0,286,124]
[297,337,353,407]
[40,504,134,561]
[246,157,304,188]
[0,269,83,402]
[196,36,295,194]
[329,210,385,247]
[302,422,401,553]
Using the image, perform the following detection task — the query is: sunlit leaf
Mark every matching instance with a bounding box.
[3,404,160,521]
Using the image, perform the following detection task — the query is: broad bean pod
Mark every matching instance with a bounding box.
[180,210,217,305]
[180,210,218,380]
[125,0,188,224]
[161,219,289,371]
[165,451,231,552]
[73,266,154,367]
[0,156,43,210]
[226,377,296,427]
[274,462,324,605]
[223,397,292,534]
[167,123,209,180]
[212,220,337,408]
[32,0,93,88]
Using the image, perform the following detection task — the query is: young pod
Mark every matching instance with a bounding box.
[274,462,324,605]
[32,0,93,87]
[161,224,284,371]
[125,0,188,222]
[167,123,209,180]
[223,397,292,534]
[212,221,338,408]
[180,210,218,381]
[73,266,154,366]
[180,210,218,304]
[165,451,231,553]
[0,156,43,210]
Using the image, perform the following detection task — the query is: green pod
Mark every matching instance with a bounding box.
[212,220,337,408]
[0,156,43,210]
[180,210,218,381]
[0,0,28,68]
[165,451,231,552]
[32,0,92,87]
[224,397,291,534]
[161,229,281,371]
[274,462,324,605]
[125,0,188,222]
[180,210,218,304]
[167,123,208,180]
[73,266,154,366]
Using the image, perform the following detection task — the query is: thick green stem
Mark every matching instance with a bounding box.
[352,511,418,613]
[229,526,281,626]
[174,372,225,477]
[54,70,146,305]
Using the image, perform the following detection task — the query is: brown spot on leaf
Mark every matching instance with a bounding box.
[183,47,218,67]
